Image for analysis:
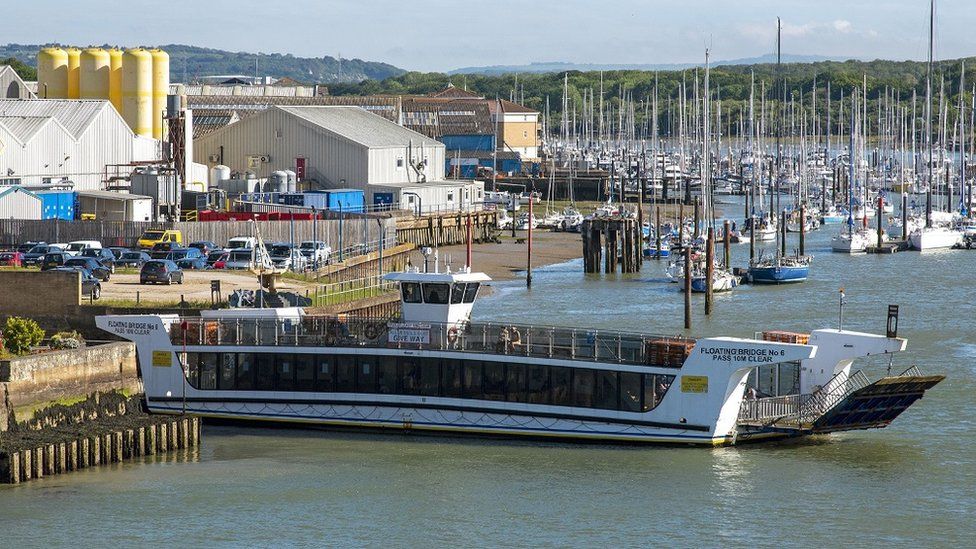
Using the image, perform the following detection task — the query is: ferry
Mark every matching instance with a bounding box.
[96,268,943,446]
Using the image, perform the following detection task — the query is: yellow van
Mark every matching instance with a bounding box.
[137,229,182,250]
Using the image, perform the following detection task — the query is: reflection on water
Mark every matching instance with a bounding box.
[0,198,972,545]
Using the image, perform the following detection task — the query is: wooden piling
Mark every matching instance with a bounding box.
[44,444,55,475]
[877,195,884,248]
[693,198,701,240]
[901,194,909,241]
[79,437,89,468]
[655,207,662,261]
[33,447,43,479]
[56,442,66,473]
[705,227,714,315]
[684,247,692,330]
[7,452,19,484]
[723,220,731,268]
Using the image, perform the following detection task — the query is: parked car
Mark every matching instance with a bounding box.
[81,247,117,273]
[173,247,207,270]
[299,240,331,268]
[150,242,182,259]
[188,240,218,255]
[108,247,129,260]
[140,260,184,285]
[22,245,54,267]
[227,236,257,250]
[116,250,151,268]
[64,240,102,256]
[137,229,182,250]
[64,257,111,281]
[17,241,45,254]
[40,251,70,271]
[0,251,23,267]
[270,243,307,271]
[223,248,254,270]
[49,267,101,300]
[206,251,229,269]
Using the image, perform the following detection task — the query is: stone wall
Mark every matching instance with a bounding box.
[0,270,80,316]
[0,342,142,431]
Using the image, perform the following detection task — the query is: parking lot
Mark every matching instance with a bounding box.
[100,269,320,304]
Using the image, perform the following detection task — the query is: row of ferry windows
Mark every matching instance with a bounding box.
[401,282,479,305]
[182,352,675,413]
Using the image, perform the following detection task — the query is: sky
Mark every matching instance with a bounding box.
[1,0,974,72]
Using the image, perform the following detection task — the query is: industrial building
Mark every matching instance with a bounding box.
[76,189,153,222]
[0,99,161,191]
[194,105,446,187]
[0,186,41,220]
[0,65,34,99]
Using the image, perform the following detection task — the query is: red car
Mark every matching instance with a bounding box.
[0,251,23,267]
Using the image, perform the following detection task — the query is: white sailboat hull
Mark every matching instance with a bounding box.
[908,227,962,250]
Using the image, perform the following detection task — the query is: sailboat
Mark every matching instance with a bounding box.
[909,0,964,251]
[832,94,872,254]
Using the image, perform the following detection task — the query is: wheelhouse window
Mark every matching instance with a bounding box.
[402,282,422,303]
[450,283,465,304]
[462,283,479,303]
[422,283,450,304]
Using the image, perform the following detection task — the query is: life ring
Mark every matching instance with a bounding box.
[364,323,379,340]
[447,327,459,345]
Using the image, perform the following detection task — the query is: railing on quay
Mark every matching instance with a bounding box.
[171,315,696,368]
[311,275,397,306]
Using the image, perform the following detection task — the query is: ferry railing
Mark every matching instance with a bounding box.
[798,369,871,422]
[173,316,695,368]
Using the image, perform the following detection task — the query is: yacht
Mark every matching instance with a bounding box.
[908,226,962,251]
[96,267,942,446]
[831,229,870,254]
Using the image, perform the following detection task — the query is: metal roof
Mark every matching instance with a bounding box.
[0,99,112,139]
[0,185,40,200]
[0,116,53,144]
[275,106,442,149]
[77,190,153,201]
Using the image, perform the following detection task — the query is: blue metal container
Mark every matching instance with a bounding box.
[36,190,77,220]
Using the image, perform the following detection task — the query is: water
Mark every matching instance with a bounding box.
[2,207,973,547]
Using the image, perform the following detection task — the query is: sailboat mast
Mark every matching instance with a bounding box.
[926,0,934,227]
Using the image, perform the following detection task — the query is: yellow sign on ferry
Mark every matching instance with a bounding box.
[151,350,172,368]
[681,375,708,393]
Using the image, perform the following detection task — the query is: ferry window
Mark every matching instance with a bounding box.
[419,358,440,396]
[315,356,334,392]
[219,353,236,390]
[594,370,618,410]
[296,354,315,391]
[255,355,275,390]
[450,283,465,304]
[442,359,462,397]
[357,357,377,393]
[462,283,479,303]
[463,361,483,398]
[377,357,398,394]
[526,364,550,404]
[506,363,527,402]
[276,355,296,391]
[184,352,200,388]
[755,365,777,398]
[402,282,422,304]
[619,372,642,412]
[236,353,255,390]
[551,367,572,406]
[483,361,506,400]
[200,353,218,390]
[399,358,421,394]
[335,356,356,392]
[778,362,800,396]
[572,369,595,407]
[642,374,675,412]
[422,283,450,304]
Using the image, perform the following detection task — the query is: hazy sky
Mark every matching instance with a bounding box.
[2,0,973,71]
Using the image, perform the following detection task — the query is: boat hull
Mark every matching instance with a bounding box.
[748,265,809,284]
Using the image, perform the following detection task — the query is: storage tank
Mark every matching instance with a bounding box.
[269,171,288,193]
[149,49,169,140]
[284,170,297,193]
[107,49,123,113]
[65,47,81,99]
[210,165,231,186]
[121,49,153,137]
[79,48,110,100]
[37,47,69,98]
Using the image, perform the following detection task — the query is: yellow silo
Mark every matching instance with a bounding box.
[149,49,170,139]
[79,48,110,100]
[65,47,81,99]
[108,49,123,113]
[121,48,153,137]
[37,47,69,98]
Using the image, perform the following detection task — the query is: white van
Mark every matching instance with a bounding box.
[224,248,255,270]
[227,236,257,250]
[65,240,102,256]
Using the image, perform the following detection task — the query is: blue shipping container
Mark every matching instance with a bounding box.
[36,191,77,220]
[325,189,364,213]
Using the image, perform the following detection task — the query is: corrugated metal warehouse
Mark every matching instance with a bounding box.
[0,65,34,99]
[0,99,161,191]
[193,105,446,188]
[0,185,42,220]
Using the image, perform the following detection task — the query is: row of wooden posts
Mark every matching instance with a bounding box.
[0,416,201,484]
[581,217,643,274]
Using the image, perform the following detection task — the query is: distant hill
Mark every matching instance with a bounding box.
[449,54,851,75]
[0,43,405,84]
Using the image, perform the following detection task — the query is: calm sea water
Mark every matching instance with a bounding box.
[2,199,973,547]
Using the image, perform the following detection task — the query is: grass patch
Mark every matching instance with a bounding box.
[95,297,221,310]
